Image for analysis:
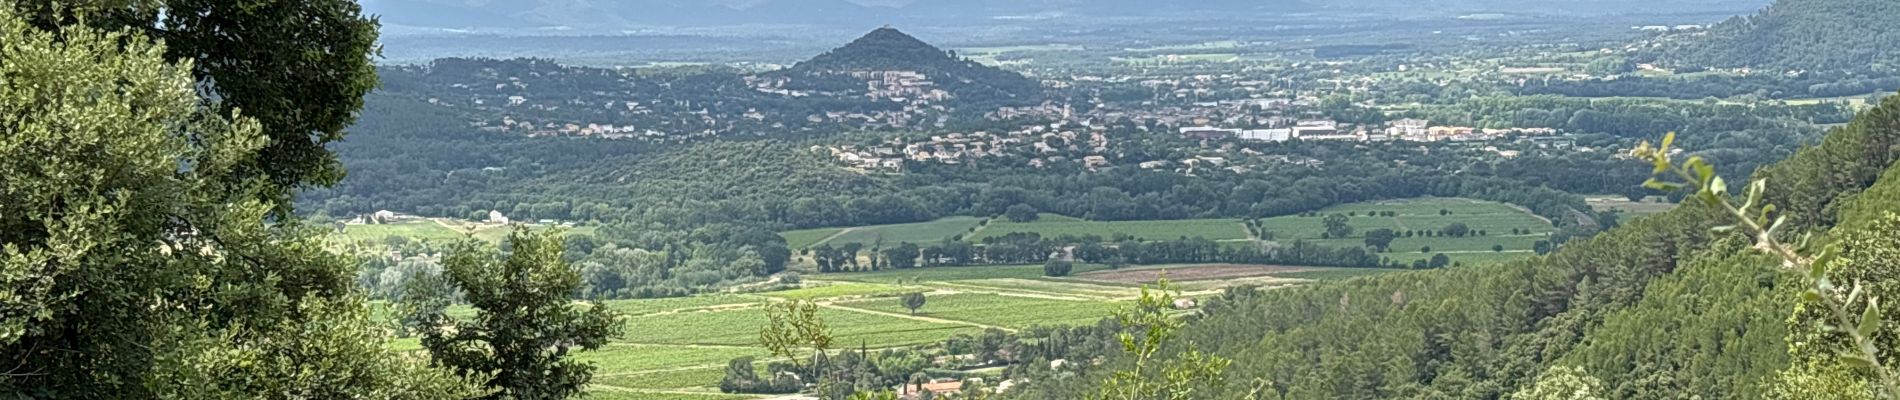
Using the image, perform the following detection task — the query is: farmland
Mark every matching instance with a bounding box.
[383,260,1376,398]
[967,217,1248,242]
[779,227,843,250]
[332,220,469,243]
[331,218,596,246]
[780,197,1555,269]
[842,293,1123,329]
[1585,195,1678,217]
[1253,197,1556,265]
[369,198,1529,397]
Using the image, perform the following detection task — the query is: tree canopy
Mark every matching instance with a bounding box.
[0,6,473,397]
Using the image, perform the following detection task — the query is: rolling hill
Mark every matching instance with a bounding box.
[770,27,1045,106]
[1648,0,1900,72]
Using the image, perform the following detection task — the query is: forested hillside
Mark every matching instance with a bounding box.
[1003,94,1900,398]
[1649,0,1900,72]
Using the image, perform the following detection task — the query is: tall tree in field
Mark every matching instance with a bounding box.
[1363,229,1398,252]
[17,0,381,212]
[0,7,477,397]
[1323,214,1354,238]
[901,292,928,316]
[414,228,624,400]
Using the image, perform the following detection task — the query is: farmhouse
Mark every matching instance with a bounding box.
[899,379,966,398]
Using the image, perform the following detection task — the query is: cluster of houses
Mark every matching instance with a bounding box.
[819,121,1115,171]
[1180,118,1560,143]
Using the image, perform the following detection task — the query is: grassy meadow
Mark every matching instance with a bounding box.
[967,217,1247,242]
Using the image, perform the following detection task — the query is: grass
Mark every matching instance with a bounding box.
[968,218,1247,242]
[843,293,1121,329]
[763,282,915,300]
[576,344,771,373]
[1378,250,1541,266]
[620,307,981,347]
[1250,198,1555,266]
[1257,198,1553,241]
[595,368,734,391]
[333,219,592,246]
[1275,268,1404,281]
[780,228,842,250]
[601,295,762,317]
[1307,235,1547,253]
[334,221,465,242]
[818,217,985,248]
[584,389,756,400]
[824,264,1110,285]
[936,278,1142,299]
[1585,195,1678,217]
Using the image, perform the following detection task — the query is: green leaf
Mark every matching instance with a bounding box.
[1860,299,1882,337]
[1744,180,1765,209]
[1709,176,1728,196]
[1644,179,1683,191]
[1811,250,1837,279]
[1802,290,1825,303]
[1842,354,1875,369]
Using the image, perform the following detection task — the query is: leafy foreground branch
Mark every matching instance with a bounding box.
[1095,279,1236,400]
[1634,133,1899,398]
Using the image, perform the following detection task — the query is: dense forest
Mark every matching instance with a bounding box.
[1647,0,1900,73]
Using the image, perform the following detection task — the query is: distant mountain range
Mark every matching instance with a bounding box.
[361,0,1768,31]
[1648,0,1900,72]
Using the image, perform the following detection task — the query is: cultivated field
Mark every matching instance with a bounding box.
[967,218,1248,242]
[1073,264,1317,284]
[331,218,595,246]
[779,227,843,250]
[1585,195,1678,217]
[333,220,469,242]
[781,217,985,250]
[843,293,1122,329]
[389,259,1390,398]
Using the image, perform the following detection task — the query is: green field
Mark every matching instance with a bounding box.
[762,282,914,300]
[842,293,1122,329]
[395,258,1361,398]
[1255,198,1555,266]
[787,217,985,249]
[968,217,1247,242]
[333,219,594,246]
[824,263,1111,285]
[601,295,761,317]
[575,344,771,374]
[334,221,468,242]
[779,228,842,250]
[621,306,981,347]
[1586,195,1678,217]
